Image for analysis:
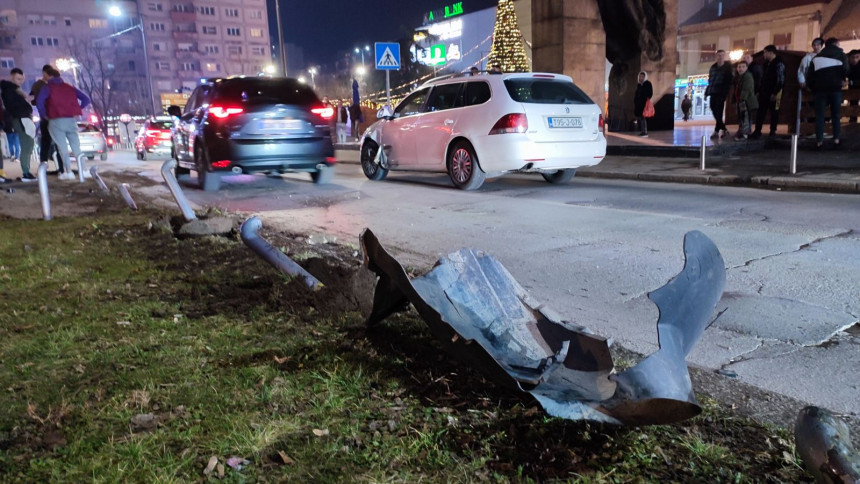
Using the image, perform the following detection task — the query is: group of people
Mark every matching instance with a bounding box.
[704,38,858,147]
[0,64,91,183]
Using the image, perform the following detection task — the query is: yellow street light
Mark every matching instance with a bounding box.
[729,49,744,62]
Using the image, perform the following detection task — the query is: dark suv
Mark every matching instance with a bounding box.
[168,77,336,191]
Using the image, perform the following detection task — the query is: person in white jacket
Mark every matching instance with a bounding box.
[798,37,824,89]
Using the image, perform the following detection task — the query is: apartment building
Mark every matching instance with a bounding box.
[0,0,271,116]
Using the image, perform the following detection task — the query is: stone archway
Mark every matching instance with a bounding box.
[531,0,678,132]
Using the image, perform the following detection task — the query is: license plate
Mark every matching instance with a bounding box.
[259,119,301,130]
[81,145,94,150]
[548,117,583,128]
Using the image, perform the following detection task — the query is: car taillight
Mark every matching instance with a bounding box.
[598,114,604,130]
[158,131,171,140]
[209,106,244,119]
[489,113,528,135]
[311,106,334,120]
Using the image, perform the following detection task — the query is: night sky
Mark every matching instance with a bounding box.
[270,0,499,68]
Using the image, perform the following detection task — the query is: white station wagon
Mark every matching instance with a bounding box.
[359,72,606,190]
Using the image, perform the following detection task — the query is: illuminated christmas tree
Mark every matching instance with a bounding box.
[487,0,530,72]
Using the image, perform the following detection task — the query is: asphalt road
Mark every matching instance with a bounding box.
[111,149,860,419]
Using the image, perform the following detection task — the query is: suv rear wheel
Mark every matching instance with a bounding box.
[541,169,576,184]
[310,164,334,184]
[447,141,485,190]
[360,140,388,181]
[194,143,221,191]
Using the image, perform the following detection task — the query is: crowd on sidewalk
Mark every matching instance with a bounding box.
[0,63,91,183]
[698,38,859,148]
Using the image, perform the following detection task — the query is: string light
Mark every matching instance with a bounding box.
[487,0,530,73]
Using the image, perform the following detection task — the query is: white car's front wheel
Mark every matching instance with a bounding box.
[447,141,485,190]
[360,140,388,181]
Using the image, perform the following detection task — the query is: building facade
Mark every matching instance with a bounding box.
[0,0,271,116]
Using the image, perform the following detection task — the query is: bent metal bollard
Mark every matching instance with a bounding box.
[119,183,138,210]
[90,166,109,193]
[76,153,86,183]
[161,159,197,222]
[795,406,860,483]
[37,162,51,221]
[361,229,726,426]
[240,216,322,289]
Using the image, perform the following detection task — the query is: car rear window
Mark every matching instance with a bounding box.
[77,124,100,132]
[149,121,173,130]
[504,79,593,104]
[214,79,319,106]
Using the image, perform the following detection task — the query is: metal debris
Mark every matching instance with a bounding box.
[240,216,322,289]
[796,406,860,483]
[360,229,725,425]
[161,159,197,222]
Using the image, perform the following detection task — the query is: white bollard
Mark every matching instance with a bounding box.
[160,159,197,222]
[700,135,707,170]
[119,183,138,210]
[90,166,109,193]
[37,163,51,221]
[790,134,798,175]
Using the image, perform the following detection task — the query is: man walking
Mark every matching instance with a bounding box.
[705,49,733,139]
[807,37,849,149]
[751,45,785,139]
[0,68,36,182]
[36,67,91,180]
[30,65,58,171]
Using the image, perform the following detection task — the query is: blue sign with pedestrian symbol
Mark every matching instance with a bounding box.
[375,42,400,70]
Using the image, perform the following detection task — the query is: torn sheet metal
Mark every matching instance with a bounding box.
[360,229,725,425]
[796,406,860,484]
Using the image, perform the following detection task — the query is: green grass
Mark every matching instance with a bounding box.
[0,211,810,483]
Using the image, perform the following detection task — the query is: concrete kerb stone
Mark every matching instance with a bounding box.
[767,177,860,191]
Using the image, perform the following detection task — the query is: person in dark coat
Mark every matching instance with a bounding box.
[705,49,734,139]
[29,64,58,170]
[807,37,849,148]
[0,68,36,181]
[681,93,692,121]
[633,71,653,137]
[733,61,758,140]
[742,52,763,96]
[847,49,860,123]
[751,45,785,139]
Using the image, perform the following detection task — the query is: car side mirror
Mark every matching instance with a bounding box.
[167,105,182,118]
[377,105,393,120]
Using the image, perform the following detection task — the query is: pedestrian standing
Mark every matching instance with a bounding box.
[681,93,692,121]
[0,68,36,182]
[733,61,758,140]
[798,38,825,90]
[336,101,348,143]
[30,65,58,170]
[751,45,785,139]
[847,49,860,123]
[36,67,91,180]
[633,71,653,137]
[705,49,733,139]
[806,37,849,149]
[4,119,20,162]
[743,52,763,96]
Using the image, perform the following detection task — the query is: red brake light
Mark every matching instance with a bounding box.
[311,106,334,119]
[598,114,604,130]
[489,113,528,135]
[209,106,244,119]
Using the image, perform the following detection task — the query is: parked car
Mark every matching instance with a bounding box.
[168,76,336,191]
[359,72,606,190]
[134,117,174,160]
[77,123,108,161]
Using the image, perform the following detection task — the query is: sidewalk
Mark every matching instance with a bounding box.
[335,120,860,194]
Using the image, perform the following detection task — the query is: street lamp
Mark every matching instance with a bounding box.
[355,65,366,77]
[263,64,276,76]
[55,57,80,87]
[298,76,307,84]
[354,45,370,65]
[108,4,156,116]
[308,66,317,89]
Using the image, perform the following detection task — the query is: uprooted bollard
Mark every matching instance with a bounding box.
[119,183,137,210]
[90,166,109,194]
[240,216,322,289]
[795,406,860,483]
[360,229,726,426]
[76,153,86,183]
[161,159,197,222]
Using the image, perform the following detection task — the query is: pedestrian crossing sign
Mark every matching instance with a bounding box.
[375,42,400,70]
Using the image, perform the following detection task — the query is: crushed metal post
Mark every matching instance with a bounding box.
[796,406,860,484]
[360,229,725,425]
[240,216,323,289]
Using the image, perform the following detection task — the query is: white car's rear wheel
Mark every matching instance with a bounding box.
[447,141,484,190]
[541,169,576,184]
[360,140,388,181]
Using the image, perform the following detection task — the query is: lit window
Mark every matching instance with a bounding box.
[89,18,108,29]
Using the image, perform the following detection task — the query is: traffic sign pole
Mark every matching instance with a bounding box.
[386,71,390,106]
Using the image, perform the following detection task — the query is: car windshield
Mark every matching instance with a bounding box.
[504,78,593,104]
[214,79,319,107]
[77,124,100,132]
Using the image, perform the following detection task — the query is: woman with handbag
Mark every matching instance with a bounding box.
[633,71,654,137]
[733,61,758,141]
